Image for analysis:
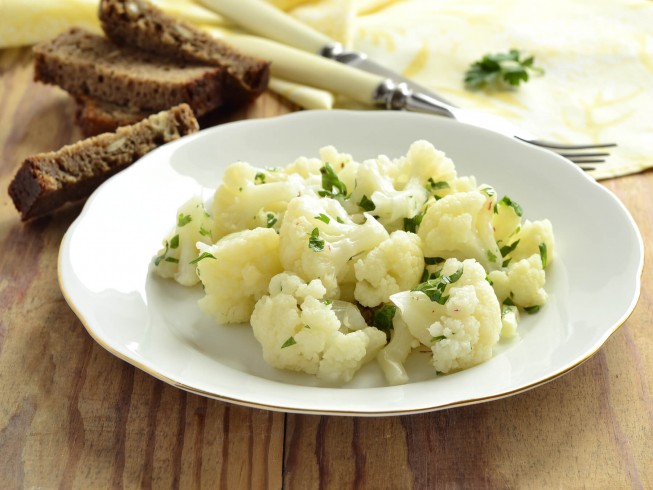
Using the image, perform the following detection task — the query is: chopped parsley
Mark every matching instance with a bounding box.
[314,213,331,224]
[413,266,464,305]
[424,257,446,266]
[539,242,548,268]
[154,239,179,266]
[371,304,396,335]
[497,196,523,217]
[281,336,297,349]
[177,213,192,227]
[318,163,348,198]
[403,212,424,233]
[464,49,544,90]
[189,251,216,264]
[524,305,541,314]
[431,335,446,343]
[358,195,376,212]
[254,172,266,184]
[308,227,325,252]
[266,213,278,228]
[199,226,212,238]
[169,234,180,249]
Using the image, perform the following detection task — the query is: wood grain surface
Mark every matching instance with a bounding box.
[1,47,651,489]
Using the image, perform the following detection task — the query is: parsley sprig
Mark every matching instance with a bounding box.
[464,49,544,90]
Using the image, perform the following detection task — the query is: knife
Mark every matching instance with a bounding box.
[218,32,456,120]
[199,0,454,105]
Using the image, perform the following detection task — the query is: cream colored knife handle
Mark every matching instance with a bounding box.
[200,0,331,54]
[221,33,383,105]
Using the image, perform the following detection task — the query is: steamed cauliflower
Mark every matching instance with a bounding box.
[154,141,556,386]
[196,227,283,324]
[347,140,457,230]
[354,230,424,307]
[488,254,548,309]
[279,194,389,298]
[211,161,306,239]
[390,258,502,374]
[251,272,387,383]
[154,196,215,286]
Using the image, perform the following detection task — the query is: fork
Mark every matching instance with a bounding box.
[373,80,617,171]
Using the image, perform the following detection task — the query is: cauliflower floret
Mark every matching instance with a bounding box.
[251,272,387,383]
[349,154,430,230]
[390,258,502,374]
[154,196,214,286]
[487,254,548,309]
[348,141,458,230]
[211,161,306,239]
[354,230,425,307]
[418,190,502,271]
[391,139,457,190]
[279,195,389,298]
[318,145,359,194]
[196,228,283,324]
[510,219,555,266]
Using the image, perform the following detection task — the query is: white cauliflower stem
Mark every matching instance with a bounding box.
[390,258,502,374]
[251,272,387,383]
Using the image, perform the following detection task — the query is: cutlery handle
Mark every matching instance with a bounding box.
[200,0,331,54]
[222,33,383,104]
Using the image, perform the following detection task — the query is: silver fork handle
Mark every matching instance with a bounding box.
[372,79,455,118]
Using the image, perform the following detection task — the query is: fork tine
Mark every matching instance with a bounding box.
[522,139,617,150]
[558,152,610,159]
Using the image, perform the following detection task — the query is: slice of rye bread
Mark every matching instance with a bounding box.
[8,104,199,221]
[75,96,152,137]
[99,0,270,104]
[34,27,226,115]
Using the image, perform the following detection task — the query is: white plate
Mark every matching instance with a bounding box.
[58,110,643,416]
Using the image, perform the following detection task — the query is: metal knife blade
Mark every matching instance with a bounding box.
[199,0,454,105]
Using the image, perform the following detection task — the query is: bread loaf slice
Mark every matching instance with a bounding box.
[99,0,270,105]
[34,27,226,115]
[8,104,199,221]
[75,97,151,137]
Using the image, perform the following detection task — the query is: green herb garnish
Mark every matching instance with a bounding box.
[524,305,541,314]
[254,172,266,184]
[371,304,396,334]
[464,49,544,90]
[189,252,216,264]
[403,212,424,233]
[497,196,523,217]
[318,163,348,198]
[308,227,325,252]
[431,335,446,343]
[266,213,278,228]
[314,213,331,224]
[169,234,180,249]
[358,195,376,212]
[414,266,464,305]
[177,213,192,227]
[281,336,297,348]
[539,242,548,268]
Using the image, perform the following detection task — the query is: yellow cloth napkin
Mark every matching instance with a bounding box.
[1,0,651,179]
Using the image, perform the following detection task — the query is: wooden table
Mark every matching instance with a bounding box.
[1,47,651,489]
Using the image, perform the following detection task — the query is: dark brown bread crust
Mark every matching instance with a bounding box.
[34,28,225,115]
[8,104,199,220]
[98,0,270,105]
